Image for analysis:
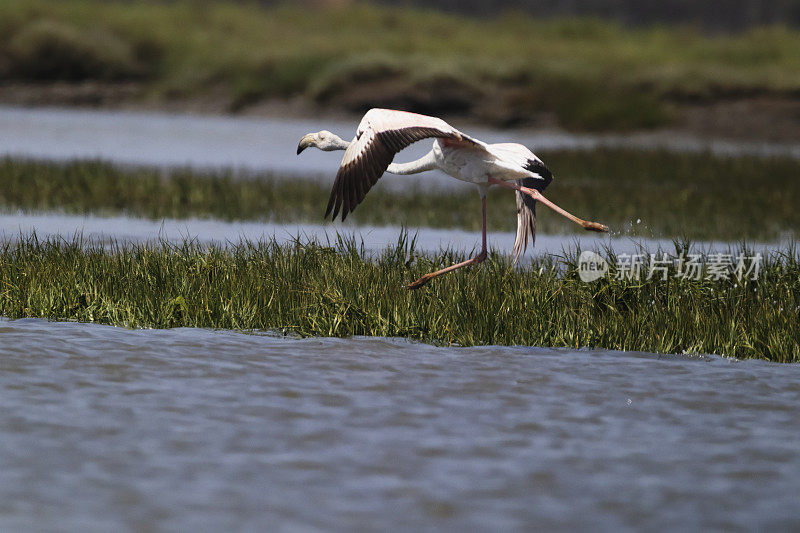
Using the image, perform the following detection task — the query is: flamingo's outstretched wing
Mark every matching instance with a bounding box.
[326,108,481,221]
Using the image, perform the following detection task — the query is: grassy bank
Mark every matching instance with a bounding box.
[0,234,797,362]
[2,151,798,241]
[1,1,799,130]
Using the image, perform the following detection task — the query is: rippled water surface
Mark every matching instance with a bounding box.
[1,318,799,531]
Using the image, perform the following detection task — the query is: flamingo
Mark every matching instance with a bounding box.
[297,108,608,289]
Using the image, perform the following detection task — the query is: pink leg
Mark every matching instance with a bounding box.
[407,196,488,290]
[488,178,609,232]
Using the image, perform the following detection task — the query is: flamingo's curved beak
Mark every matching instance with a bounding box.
[297,134,314,155]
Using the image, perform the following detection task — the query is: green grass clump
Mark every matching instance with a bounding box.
[2,150,798,241]
[0,234,797,362]
[1,1,800,129]
[3,19,150,81]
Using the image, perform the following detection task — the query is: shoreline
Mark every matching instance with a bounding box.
[3,82,800,145]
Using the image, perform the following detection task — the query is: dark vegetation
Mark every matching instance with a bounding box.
[1,150,797,241]
[1,1,799,130]
[374,0,800,32]
[1,234,797,362]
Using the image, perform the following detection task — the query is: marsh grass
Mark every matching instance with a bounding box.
[1,1,800,129]
[2,150,798,241]
[0,233,797,362]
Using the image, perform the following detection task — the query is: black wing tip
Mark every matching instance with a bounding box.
[324,194,335,220]
[523,159,553,190]
[323,197,355,222]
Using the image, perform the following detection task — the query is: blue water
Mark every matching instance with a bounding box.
[1,318,799,531]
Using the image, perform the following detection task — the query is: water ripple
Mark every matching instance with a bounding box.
[1,318,799,531]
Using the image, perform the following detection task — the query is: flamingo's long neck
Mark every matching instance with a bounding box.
[328,136,351,150]
[386,151,438,175]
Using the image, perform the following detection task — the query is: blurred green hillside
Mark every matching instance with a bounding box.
[2,0,800,131]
